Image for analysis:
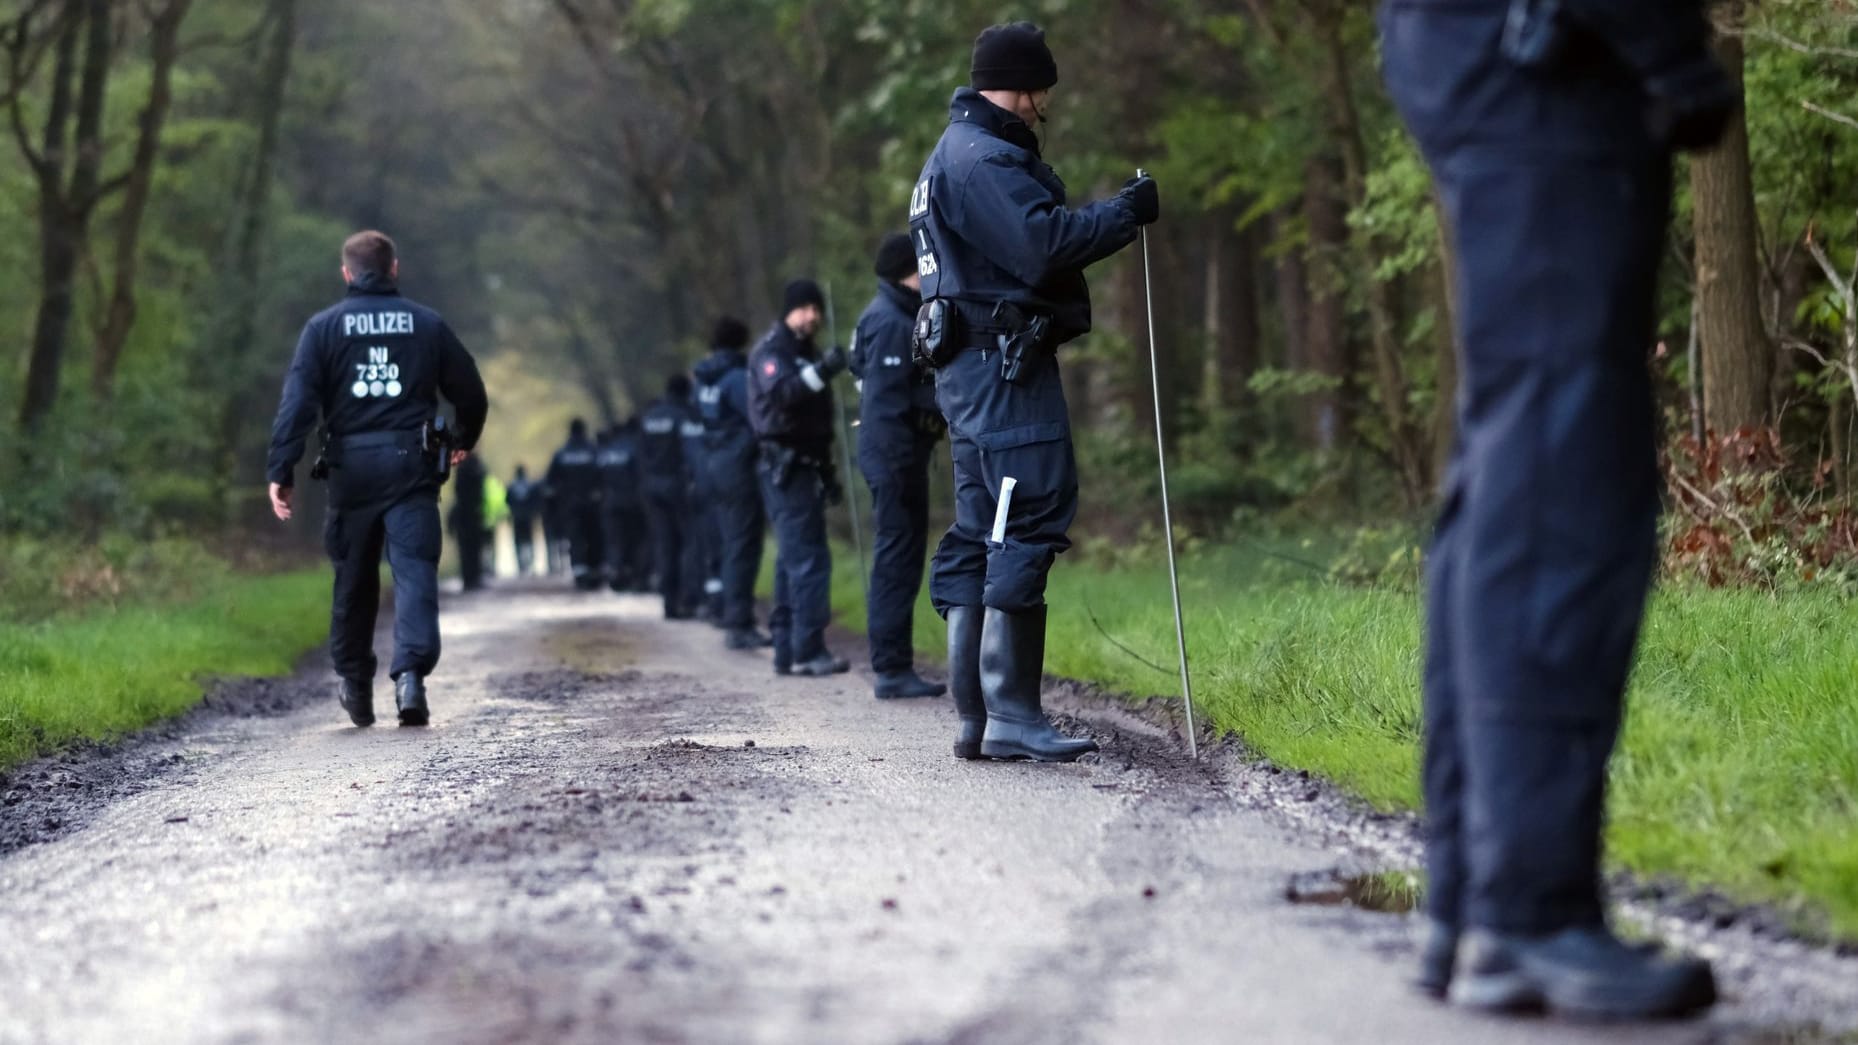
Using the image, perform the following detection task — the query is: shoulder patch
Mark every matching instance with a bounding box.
[763,361,778,376]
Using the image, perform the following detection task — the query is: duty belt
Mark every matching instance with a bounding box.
[333,429,424,452]
[947,299,1033,338]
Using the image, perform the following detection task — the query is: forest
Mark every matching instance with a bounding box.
[1,0,1856,589]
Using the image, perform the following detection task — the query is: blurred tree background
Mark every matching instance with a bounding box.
[2,0,1857,588]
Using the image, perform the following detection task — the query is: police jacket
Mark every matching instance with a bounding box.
[747,321,835,463]
[909,87,1138,348]
[850,280,940,472]
[547,432,600,507]
[639,397,691,496]
[596,425,642,508]
[693,347,756,481]
[678,401,708,495]
[266,273,488,486]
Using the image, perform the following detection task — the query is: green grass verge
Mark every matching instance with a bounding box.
[820,536,1858,939]
[0,570,330,771]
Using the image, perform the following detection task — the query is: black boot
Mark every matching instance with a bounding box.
[947,606,985,759]
[978,606,1097,762]
[338,678,375,728]
[1416,919,1456,999]
[1450,925,1716,1020]
[792,652,851,676]
[395,673,430,727]
[725,627,772,651]
[771,630,792,675]
[874,669,947,700]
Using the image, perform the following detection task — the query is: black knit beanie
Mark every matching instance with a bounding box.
[970,22,1057,92]
[712,316,749,350]
[783,278,825,314]
[874,233,917,283]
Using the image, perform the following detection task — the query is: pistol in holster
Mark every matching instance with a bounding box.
[760,442,799,488]
[991,302,1051,386]
[309,431,331,482]
[422,417,458,484]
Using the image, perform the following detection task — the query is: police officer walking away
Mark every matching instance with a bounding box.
[1380,0,1732,1019]
[547,418,603,589]
[266,230,488,728]
[910,24,1157,761]
[852,233,947,700]
[597,419,647,592]
[641,374,697,619]
[694,318,773,650]
[506,464,540,577]
[748,280,853,676]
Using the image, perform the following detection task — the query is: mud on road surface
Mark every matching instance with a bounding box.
[2,585,1855,1045]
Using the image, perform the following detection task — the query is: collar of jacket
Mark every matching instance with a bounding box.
[694,347,746,383]
[768,320,817,359]
[879,279,922,318]
[345,272,401,297]
[948,86,1040,157]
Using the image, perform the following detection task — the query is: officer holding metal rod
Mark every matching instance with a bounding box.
[908,23,1157,762]
[266,230,488,728]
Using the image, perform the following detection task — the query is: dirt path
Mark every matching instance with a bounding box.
[0,585,1850,1044]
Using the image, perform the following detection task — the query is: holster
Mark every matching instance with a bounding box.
[759,442,800,488]
[989,302,1051,386]
[913,298,960,369]
[421,418,457,485]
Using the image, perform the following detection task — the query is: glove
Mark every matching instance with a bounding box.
[1564,0,1738,152]
[816,345,850,380]
[1117,175,1160,226]
[1643,56,1740,152]
[822,473,845,507]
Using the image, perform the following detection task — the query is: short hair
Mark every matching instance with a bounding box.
[569,417,587,438]
[342,230,397,279]
[666,373,693,399]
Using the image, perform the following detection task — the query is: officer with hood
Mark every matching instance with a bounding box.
[641,374,698,619]
[851,233,948,700]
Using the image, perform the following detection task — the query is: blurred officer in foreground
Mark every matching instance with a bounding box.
[851,233,947,700]
[910,23,1156,761]
[449,454,487,591]
[695,317,773,650]
[547,418,603,589]
[266,229,487,728]
[641,374,698,619]
[507,464,540,576]
[1380,0,1735,1019]
[748,279,853,676]
[598,419,647,592]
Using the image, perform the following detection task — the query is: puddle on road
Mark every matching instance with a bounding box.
[1284,869,1423,914]
[543,622,639,674]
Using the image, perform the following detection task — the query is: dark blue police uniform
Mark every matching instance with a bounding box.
[506,469,540,576]
[1382,0,1727,1015]
[910,79,1149,760]
[694,339,769,646]
[678,401,720,618]
[598,420,651,592]
[547,425,603,589]
[747,318,843,674]
[850,278,946,688]
[266,272,488,693]
[641,389,695,619]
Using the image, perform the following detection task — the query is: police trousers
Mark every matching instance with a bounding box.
[929,345,1077,615]
[323,440,443,683]
[1382,1,1671,935]
[645,483,687,617]
[563,498,603,587]
[861,437,936,672]
[759,457,834,663]
[712,463,766,630]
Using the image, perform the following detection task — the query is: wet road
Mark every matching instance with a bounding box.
[0,587,1848,1044]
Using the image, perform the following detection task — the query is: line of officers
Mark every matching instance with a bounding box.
[503,250,948,700]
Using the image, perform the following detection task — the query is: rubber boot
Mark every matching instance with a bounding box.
[978,606,1097,762]
[338,678,375,728]
[947,606,985,759]
[1450,925,1716,1020]
[874,669,947,700]
[395,673,430,727]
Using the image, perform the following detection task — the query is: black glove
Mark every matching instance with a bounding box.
[1117,175,1160,226]
[1643,57,1740,152]
[816,345,850,380]
[1564,0,1738,152]
[822,472,845,507]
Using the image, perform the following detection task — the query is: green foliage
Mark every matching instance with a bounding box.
[0,569,328,770]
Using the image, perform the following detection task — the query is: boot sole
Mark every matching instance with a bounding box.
[978,741,1097,763]
[398,708,430,727]
[1451,971,1715,1021]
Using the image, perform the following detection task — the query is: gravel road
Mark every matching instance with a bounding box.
[2,584,1852,1044]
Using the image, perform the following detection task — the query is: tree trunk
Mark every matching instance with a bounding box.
[1317,15,1429,506]
[1202,211,1261,420]
[18,0,82,431]
[92,0,193,398]
[1302,157,1350,453]
[1692,0,1772,439]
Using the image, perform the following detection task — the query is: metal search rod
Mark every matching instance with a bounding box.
[1136,169,1200,760]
